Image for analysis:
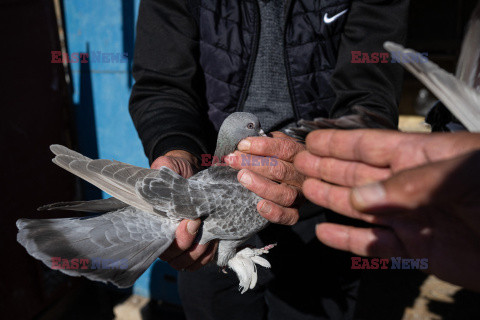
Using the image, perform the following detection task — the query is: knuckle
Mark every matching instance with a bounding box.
[273,207,297,226]
[284,211,299,225]
[247,174,269,195]
[268,210,283,224]
[254,138,268,152]
[280,185,298,207]
[267,205,298,226]
[311,156,323,175]
[151,157,167,169]
[400,180,420,198]
[279,140,293,159]
[269,162,288,181]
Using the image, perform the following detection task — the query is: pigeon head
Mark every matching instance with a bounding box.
[214,112,265,159]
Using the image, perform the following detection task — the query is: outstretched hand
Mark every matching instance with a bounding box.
[151,150,218,271]
[294,129,480,291]
[226,132,306,225]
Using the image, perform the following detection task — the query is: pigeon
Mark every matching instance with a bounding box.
[383,2,480,132]
[286,105,394,140]
[16,112,275,293]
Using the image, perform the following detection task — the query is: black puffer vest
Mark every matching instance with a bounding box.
[187,0,351,130]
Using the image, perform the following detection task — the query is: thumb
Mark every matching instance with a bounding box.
[350,159,456,212]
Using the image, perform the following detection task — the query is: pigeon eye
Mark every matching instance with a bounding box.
[247,123,255,129]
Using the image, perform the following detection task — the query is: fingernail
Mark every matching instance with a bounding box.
[237,139,251,151]
[239,171,252,186]
[259,201,272,214]
[187,219,201,235]
[352,182,386,208]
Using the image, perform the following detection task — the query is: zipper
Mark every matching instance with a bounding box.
[237,1,261,112]
[283,0,300,122]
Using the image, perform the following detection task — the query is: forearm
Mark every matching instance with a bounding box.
[129,0,216,164]
[129,82,214,164]
[330,0,410,128]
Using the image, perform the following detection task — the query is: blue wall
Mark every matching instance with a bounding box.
[63,0,181,305]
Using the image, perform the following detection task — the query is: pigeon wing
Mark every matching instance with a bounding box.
[136,166,248,221]
[286,105,393,140]
[38,197,128,213]
[456,2,480,90]
[17,206,177,288]
[384,42,480,132]
[51,145,158,214]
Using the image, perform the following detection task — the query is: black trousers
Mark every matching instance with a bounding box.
[178,203,362,320]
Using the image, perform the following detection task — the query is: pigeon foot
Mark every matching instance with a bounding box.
[227,243,277,294]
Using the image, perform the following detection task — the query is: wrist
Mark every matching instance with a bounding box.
[164,150,199,169]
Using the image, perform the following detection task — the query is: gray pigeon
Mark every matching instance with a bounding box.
[17,112,274,293]
[383,2,480,132]
[286,105,394,140]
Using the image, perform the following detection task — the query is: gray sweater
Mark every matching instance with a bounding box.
[243,0,296,133]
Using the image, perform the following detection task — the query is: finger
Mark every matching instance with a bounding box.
[270,131,297,141]
[150,156,195,178]
[169,243,210,270]
[238,169,300,207]
[159,219,202,262]
[236,135,305,162]
[302,178,378,223]
[316,223,406,257]
[295,151,391,187]
[305,129,409,167]
[186,241,219,271]
[257,200,299,225]
[350,156,464,212]
[151,157,175,170]
[228,152,304,187]
[169,240,218,270]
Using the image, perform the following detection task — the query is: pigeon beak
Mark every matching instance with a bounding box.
[258,129,266,137]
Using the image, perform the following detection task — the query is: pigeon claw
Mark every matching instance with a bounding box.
[227,244,276,294]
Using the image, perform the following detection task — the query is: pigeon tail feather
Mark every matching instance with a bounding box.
[38,197,128,213]
[17,206,177,288]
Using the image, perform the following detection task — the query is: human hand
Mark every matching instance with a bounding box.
[225,132,306,225]
[151,150,200,178]
[151,150,219,271]
[295,130,480,290]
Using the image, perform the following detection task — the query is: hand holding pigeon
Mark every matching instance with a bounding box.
[150,150,219,271]
[225,131,306,226]
[17,112,275,293]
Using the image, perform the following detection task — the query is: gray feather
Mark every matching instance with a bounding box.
[456,2,480,90]
[17,207,177,288]
[384,41,480,132]
[50,144,91,160]
[286,105,392,140]
[52,154,155,213]
[38,197,128,213]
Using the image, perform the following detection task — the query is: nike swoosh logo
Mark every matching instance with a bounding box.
[324,9,348,24]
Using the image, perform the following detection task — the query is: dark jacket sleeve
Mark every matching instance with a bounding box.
[129,0,216,164]
[329,0,410,129]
